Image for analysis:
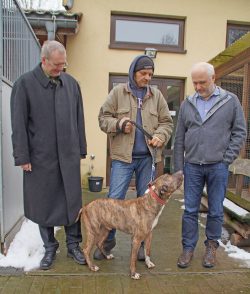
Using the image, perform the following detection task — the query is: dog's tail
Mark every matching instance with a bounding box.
[74,208,83,223]
[82,206,88,226]
[82,206,100,234]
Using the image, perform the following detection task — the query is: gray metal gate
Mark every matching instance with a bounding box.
[0,0,40,253]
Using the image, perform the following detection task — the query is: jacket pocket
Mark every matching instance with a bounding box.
[149,109,159,129]
[116,108,130,119]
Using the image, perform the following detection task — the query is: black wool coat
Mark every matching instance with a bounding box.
[11,64,87,226]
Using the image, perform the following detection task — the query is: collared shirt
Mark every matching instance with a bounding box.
[195,87,220,121]
[40,64,62,86]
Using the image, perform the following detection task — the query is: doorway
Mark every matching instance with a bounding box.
[106,75,185,186]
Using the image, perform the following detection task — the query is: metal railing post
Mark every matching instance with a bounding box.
[0,0,4,244]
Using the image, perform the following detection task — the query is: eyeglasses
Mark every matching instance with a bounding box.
[46,59,68,69]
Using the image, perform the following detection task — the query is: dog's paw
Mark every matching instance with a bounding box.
[131,272,141,280]
[145,256,155,268]
[146,260,155,269]
[90,265,99,272]
[106,254,114,260]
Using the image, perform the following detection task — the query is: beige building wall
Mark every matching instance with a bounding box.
[65,0,250,186]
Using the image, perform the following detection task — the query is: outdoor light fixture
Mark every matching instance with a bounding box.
[144,48,158,59]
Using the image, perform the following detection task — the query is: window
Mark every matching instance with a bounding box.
[226,23,250,47]
[110,14,185,53]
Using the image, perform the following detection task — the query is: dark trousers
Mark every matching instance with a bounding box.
[39,219,82,252]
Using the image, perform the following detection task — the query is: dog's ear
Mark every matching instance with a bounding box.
[159,184,169,195]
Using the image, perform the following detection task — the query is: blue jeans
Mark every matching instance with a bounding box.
[182,162,229,250]
[107,156,153,240]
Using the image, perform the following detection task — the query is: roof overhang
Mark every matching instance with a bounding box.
[24,10,82,43]
[209,32,250,69]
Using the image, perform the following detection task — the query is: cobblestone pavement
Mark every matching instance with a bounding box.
[1,189,250,293]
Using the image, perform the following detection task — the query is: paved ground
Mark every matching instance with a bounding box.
[1,188,250,293]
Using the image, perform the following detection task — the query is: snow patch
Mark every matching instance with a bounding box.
[220,240,250,268]
[0,219,60,271]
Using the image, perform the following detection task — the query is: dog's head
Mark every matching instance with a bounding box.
[149,171,183,203]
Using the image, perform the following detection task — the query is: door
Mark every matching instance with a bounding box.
[106,75,184,186]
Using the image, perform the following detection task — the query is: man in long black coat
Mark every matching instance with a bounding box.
[10,40,87,270]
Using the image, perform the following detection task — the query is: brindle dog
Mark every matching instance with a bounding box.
[82,171,183,279]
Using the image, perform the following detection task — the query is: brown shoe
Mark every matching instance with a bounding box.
[177,250,193,268]
[202,240,218,268]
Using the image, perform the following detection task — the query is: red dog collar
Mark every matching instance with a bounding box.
[148,185,166,205]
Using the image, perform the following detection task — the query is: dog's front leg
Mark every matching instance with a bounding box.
[145,232,155,269]
[130,237,141,280]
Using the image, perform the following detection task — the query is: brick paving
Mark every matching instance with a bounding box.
[1,189,250,293]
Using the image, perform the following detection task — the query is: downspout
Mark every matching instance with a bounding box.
[0,0,4,247]
[45,14,57,40]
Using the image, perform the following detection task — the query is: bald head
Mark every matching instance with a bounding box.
[191,62,216,99]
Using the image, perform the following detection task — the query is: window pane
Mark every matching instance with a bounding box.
[110,15,185,53]
[226,23,250,47]
[220,67,244,103]
[164,85,182,173]
[115,20,179,46]
[228,28,249,46]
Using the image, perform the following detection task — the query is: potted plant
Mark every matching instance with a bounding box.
[88,154,103,192]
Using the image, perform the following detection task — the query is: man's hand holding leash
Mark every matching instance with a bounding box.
[148,135,164,147]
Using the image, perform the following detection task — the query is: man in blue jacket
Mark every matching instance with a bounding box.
[174,62,246,269]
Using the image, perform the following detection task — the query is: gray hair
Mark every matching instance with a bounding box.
[41,40,66,59]
[191,62,215,77]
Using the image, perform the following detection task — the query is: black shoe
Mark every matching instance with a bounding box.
[40,250,56,270]
[93,238,116,260]
[67,246,86,265]
[137,243,145,261]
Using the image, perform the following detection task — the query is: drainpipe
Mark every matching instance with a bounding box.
[45,15,57,40]
[0,0,3,249]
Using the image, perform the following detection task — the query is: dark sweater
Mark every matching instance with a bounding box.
[128,55,151,158]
